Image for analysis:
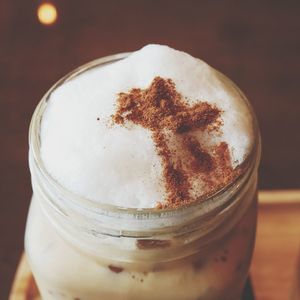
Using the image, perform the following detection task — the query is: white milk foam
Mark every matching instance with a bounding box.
[40,44,253,208]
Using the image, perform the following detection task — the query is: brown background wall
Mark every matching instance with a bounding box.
[1,1,300,298]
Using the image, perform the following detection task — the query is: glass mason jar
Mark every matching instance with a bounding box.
[25,54,261,300]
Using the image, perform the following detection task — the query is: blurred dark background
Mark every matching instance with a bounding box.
[1,0,300,298]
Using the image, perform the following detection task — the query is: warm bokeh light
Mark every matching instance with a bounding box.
[37,3,57,26]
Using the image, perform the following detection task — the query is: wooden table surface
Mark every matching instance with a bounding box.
[1,1,300,299]
[251,191,300,300]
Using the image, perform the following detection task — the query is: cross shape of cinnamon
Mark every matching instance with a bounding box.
[112,77,235,208]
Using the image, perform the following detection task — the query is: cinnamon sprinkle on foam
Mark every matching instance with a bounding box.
[112,76,237,208]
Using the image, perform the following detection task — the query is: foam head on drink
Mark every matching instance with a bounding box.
[40,44,253,208]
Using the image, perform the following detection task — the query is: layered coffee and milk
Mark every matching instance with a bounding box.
[25,45,259,300]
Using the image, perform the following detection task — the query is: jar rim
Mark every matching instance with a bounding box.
[29,52,261,220]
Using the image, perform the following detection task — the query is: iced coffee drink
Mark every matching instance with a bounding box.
[25,45,260,299]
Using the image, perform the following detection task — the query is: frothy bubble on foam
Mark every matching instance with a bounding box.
[40,44,253,208]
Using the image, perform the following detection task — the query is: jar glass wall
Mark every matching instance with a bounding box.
[25,55,261,300]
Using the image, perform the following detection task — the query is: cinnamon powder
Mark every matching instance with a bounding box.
[112,76,237,208]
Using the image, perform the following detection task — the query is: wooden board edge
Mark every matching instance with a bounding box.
[9,253,31,300]
[259,189,300,205]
